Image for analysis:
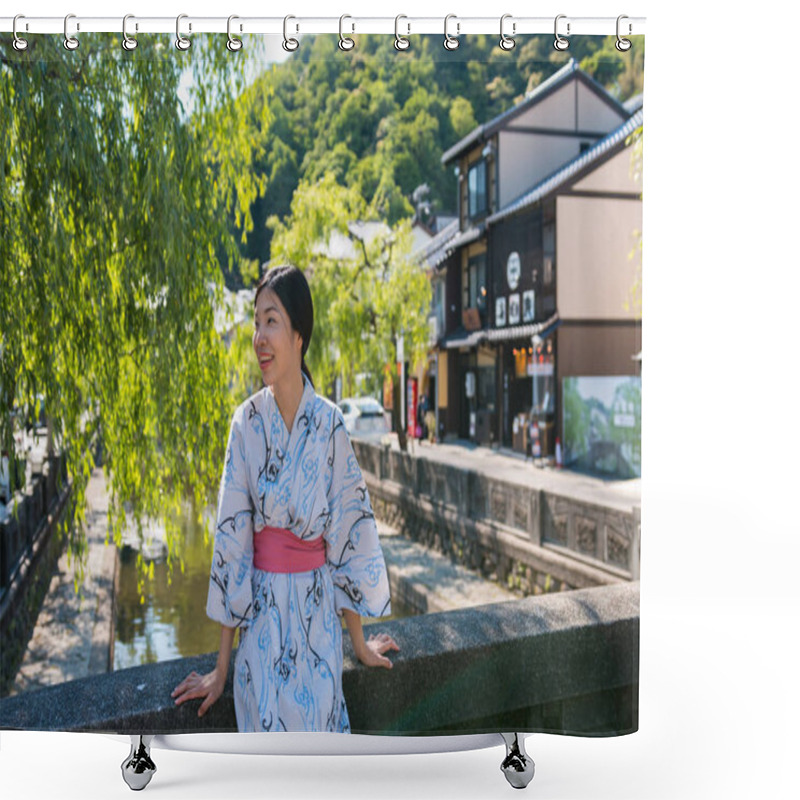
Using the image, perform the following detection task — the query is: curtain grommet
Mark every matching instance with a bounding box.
[443,14,460,51]
[283,15,299,51]
[176,14,191,51]
[64,13,79,51]
[394,15,410,51]
[499,14,516,51]
[615,15,632,51]
[227,15,243,52]
[553,14,570,51]
[12,14,29,51]
[122,14,138,51]
[339,14,355,51]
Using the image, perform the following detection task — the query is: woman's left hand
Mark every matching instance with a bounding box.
[356,632,400,669]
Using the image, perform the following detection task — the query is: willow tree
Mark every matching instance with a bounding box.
[0,34,269,580]
[268,172,431,451]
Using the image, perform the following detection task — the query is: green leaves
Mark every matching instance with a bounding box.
[269,174,431,411]
[1,34,266,578]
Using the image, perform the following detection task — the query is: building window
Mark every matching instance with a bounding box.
[433,280,445,334]
[543,222,555,286]
[463,254,488,323]
[468,160,487,219]
[543,258,553,285]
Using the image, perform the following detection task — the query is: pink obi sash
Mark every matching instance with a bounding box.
[253,525,326,574]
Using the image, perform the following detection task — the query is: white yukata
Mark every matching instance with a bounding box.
[206,374,391,733]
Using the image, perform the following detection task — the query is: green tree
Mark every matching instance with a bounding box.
[268,173,430,451]
[1,35,267,578]
[227,34,645,272]
[449,96,478,140]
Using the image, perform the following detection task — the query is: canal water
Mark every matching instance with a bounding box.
[114,509,414,670]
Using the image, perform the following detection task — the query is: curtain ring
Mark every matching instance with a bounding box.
[443,14,459,51]
[283,15,299,51]
[499,14,515,51]
[122,14,138,51]
[338,15,355,51]
[394,15,410,51]
[64,13,79,51]
[615,15,632,52]
[553,14,570,51]
[175,14,191,51]
[227,15,243,51]
[12,14,29,51]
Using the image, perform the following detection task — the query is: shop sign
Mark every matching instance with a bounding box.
[506,252,521,291]
[407,377,418,436]
[495,296,506,326]
[523,290,535,322]
[463,307,481,331]
[527,362,554,377]
[508,293,520,325]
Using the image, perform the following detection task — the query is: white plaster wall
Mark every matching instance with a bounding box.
[572,147,642,195]
[556,195,642,320]
[498,131,582,207]
[576,80,627,131]
[496,77,629,209]
[512,84,577,129]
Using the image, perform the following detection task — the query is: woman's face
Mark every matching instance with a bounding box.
[253,288,303,388]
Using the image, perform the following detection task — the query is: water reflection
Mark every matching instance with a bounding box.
[114,510,221,670]
[114,508,413,669]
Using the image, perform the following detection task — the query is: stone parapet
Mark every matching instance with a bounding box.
[0,582,639,737]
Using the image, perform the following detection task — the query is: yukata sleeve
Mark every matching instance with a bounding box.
[324,409,391,619]
[206,405,255,629]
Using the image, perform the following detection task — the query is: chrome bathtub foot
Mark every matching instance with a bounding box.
[500,733,535,789]
[121,735,156,791]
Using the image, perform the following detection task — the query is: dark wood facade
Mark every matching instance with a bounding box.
[431,64,641,453]
[488,201,557,328]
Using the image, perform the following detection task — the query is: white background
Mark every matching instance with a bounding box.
[3,1,799,798]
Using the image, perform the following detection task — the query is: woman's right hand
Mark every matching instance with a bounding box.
[171,668,226,717]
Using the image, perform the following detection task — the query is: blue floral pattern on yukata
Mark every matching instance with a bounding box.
[205,374,391,732]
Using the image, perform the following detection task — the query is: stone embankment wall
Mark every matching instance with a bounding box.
[353,441,640,597]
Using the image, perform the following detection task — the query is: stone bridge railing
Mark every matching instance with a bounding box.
[0,582,638,737]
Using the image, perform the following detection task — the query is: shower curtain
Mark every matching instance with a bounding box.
[0,20,642,740]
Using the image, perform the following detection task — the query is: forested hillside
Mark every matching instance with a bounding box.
[222,33,644,287]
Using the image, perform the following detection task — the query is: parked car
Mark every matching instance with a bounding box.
[338,397,390,438]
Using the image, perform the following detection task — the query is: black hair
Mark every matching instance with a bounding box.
[254,265,315,389]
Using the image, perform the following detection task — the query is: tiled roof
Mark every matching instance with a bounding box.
[413,220,484,269]
[441,60,631,165]
[438,312,562,350]
[486,312,560,342]
[441,328,489,350]
[411,219,458,267]
[624,93,643,114]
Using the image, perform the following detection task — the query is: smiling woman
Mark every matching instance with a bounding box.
[172,264,399,732]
